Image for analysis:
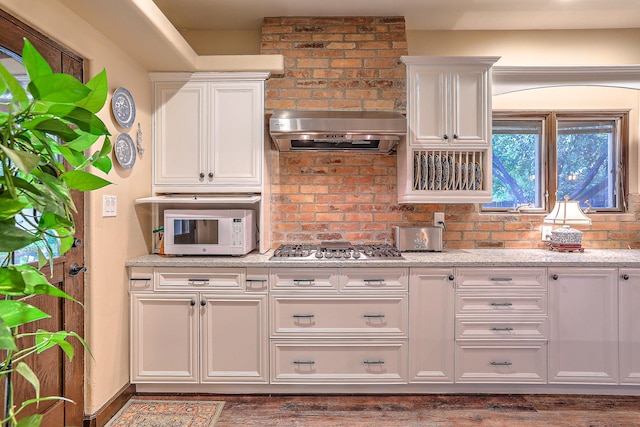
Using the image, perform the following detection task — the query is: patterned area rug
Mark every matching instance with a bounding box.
[105,399,225,427]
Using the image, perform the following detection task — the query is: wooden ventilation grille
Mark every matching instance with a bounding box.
[413,150,484,191]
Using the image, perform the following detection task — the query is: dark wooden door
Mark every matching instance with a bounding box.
[0,8,86,427]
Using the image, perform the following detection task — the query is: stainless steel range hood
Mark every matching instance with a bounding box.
[269,110,406,153]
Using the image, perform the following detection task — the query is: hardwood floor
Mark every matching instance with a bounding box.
[133,394,640,426]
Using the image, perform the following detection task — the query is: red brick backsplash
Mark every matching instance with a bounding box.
[261,16,640,250]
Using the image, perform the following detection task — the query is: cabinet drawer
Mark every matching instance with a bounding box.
[455,342,547,383]
[456,317,548,340]
[456,268,547,290]
[271,340,406,383]
[340,268,408,292]
[129,267,154,291]
[455,293,547,316]
[155,267,244,291]
[271,295,407,337]
[270,268,339,291]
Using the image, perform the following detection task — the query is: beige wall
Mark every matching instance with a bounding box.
[0,0,152,416]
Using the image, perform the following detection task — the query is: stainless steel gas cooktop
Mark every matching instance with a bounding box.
[270,241,403,260]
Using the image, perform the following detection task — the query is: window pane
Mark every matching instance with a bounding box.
[484,120,544,209]
[556,120,618,209]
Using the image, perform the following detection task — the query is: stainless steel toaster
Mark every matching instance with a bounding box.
[393,226,443,252]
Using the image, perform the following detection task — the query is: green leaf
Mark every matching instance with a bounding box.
[0,61,28,104]
[28,73,90,103]
[35,330,74,357]
[15,362,40,400]
[0,266,27,293]
[46,105,109,135]
[32,169,74,207]
[11,265,76,301]
[57,145,87,168]
[22,39,53,81]
[22,117,79,142]
[0,221,39,252]
[91,155,113,175]
[61,170,112,191]
[0,317,17,351]
[65,132,99,152]
[16,414,43,427]
[0,300,50,328]
[0,145,41,176]
[0,196,28,221]
[75,68,108,113]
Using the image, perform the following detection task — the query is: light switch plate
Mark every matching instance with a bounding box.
[103,195,117,217]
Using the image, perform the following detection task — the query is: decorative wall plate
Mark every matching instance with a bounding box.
[112,87,136,128]
[114,133,136,169]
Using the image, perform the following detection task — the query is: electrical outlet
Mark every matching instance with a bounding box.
[102,195,117,217]
[541,225,552,241]
[434,212,445,227]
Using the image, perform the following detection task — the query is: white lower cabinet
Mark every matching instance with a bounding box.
[454,268,548,384]
[408,268,455,383]
[620,268,640,384]
[269,267,408,384]
[548,268,618,384]
[129,264,640,393]
[130,267,268,384]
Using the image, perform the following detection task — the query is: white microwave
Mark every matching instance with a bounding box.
[163,209,256,256]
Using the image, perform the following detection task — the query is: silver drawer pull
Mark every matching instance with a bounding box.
[293,360,315,365]
[188,278,210,285]
[246,279,267,283]
[363,314,386,319]
[490,302,513,307]
[292,314,315,319]
[293,279,315,286]
[363,360,385,365]
[491,327,514,332]
[490,278,513,282]
[131,277,152,282]
[364,279,386,286]
[490,361,513,366]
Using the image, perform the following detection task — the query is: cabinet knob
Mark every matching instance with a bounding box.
[621,274,630,281]
[448,275,455,281]
[453,134,459,139]
[551,274,559,280]
[200,300,206,306]
[208,172,213,179]
[190,299,196,306]
[199,172,205,179]
[443,134,449,140]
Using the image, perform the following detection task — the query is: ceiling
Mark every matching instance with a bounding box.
[53,0,640,72]
[152,0,640,31]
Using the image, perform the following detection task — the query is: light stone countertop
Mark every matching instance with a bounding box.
[125,248,640,268]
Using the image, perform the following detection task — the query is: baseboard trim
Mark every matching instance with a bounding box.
[83,383,136,427]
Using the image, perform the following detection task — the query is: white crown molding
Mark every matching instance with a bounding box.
[492,65,640,95]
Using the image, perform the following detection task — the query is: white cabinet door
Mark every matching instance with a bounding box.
[154,81,207,187]
[201,294,268,383]
[450,65,488,144]
[130,292,199,383]
[152,73,267,193]
[210,82,263,187]
[620,268,640,384]
[410,65,448,144]
[408,268,455,383]
[548,268,618,384]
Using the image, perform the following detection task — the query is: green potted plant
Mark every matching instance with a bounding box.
[0,39,112,426]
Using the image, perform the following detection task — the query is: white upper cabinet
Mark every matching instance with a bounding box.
[399,56,499,204]
[152,72,269,194]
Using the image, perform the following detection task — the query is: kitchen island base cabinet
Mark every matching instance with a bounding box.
[548,268,618,384]
[408,269,455,383]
